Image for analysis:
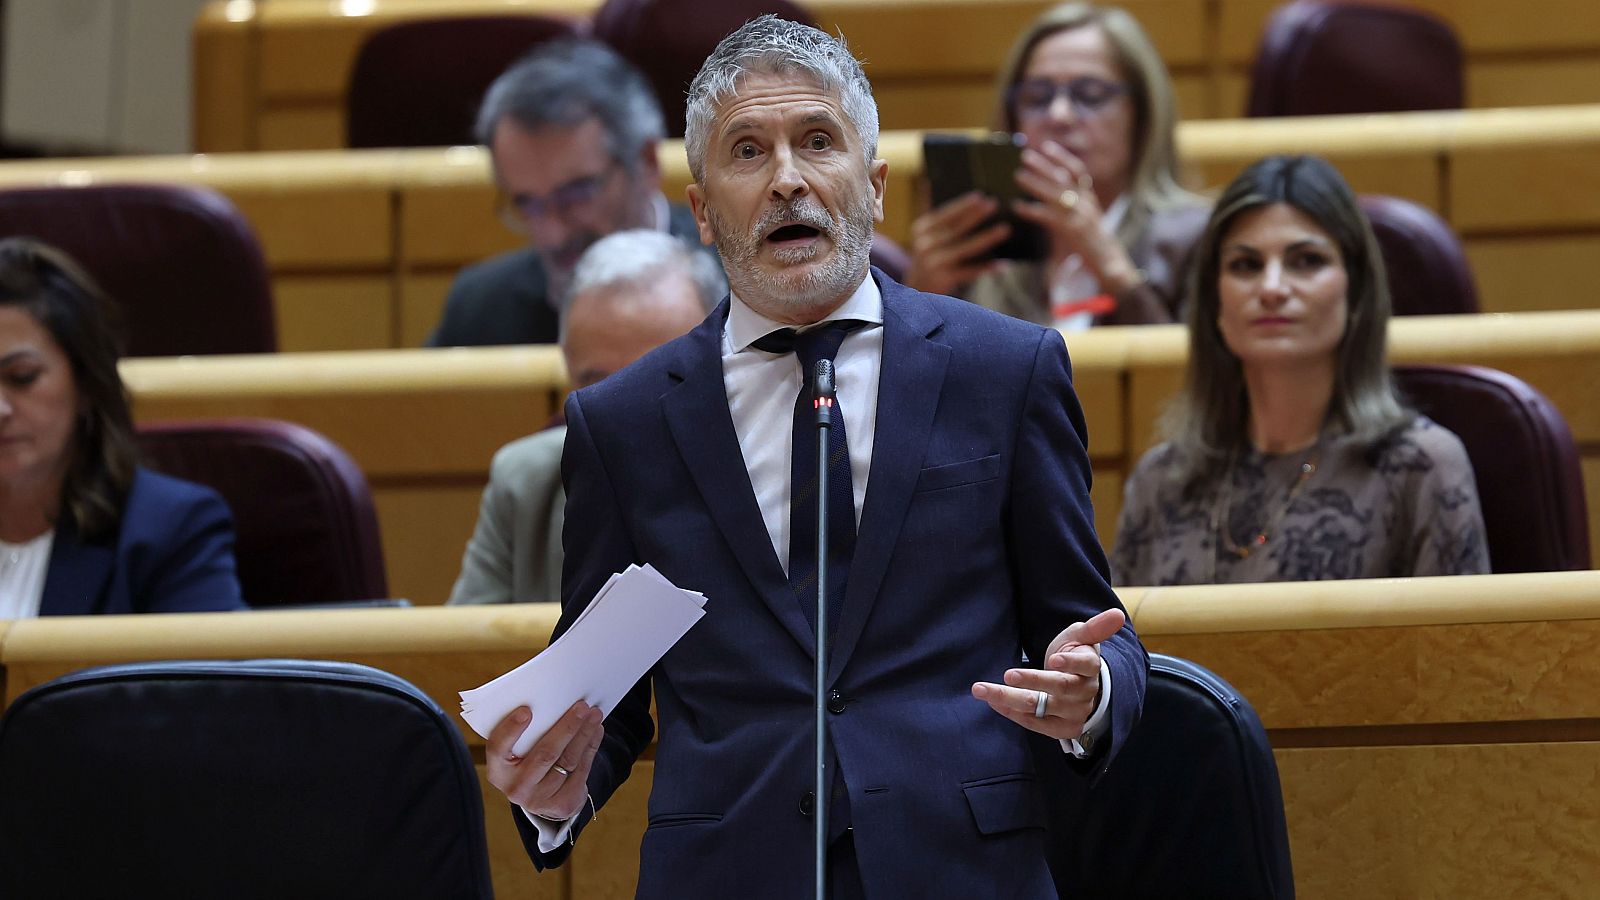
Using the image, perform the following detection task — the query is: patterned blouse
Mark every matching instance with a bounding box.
[1110,416,1490,586]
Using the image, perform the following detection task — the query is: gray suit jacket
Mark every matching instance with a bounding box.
[446,426,565,605]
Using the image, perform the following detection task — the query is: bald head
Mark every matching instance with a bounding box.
[561,230,722,389]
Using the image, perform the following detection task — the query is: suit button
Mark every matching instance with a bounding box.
[827,690,847,714]
[799,791,815,817]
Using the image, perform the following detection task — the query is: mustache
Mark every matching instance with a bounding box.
[756,199,834,238]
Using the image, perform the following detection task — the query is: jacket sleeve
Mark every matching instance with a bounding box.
[1005,327,1147,779]
[137,486,245,613]
[514,392,656,869]
[447,451,519,605]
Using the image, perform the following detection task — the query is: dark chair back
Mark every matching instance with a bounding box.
[136,418,389,606]
[1360,194,1478,316]
[1044,653,1294,899]
[347,15,585,148]
[0,183,274,357]
[0,659,492,899]
[1246,0,1463,117]
[592,0,815,138]
[1393,365,1589,572]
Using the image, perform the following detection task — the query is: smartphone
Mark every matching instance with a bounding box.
[921,132,1046,261]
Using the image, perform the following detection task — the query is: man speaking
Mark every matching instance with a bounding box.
[485,16,1147,898]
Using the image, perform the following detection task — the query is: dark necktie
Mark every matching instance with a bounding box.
[752,318,865,841]
[750,320,865,637]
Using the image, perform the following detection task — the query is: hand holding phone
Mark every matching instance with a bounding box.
[920,133,1047,262]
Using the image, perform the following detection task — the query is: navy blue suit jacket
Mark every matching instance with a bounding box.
[40,467,245,616]
[521,271,1146,897]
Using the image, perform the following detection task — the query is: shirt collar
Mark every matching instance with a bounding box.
[1102,193,1129,233]
[650,193,671,233]
[726,271,884,354]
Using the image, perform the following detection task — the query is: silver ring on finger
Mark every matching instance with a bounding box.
[1033,690,1049,719]
[552,764,572,777]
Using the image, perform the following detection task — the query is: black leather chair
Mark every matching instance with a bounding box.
[0,660,492,899]
[1043,653,1294,899]
[1246,0,1463,117]
[1394,365,1590,572]
[0,184,275,356]
[346,15,585,148]
[1360,194,1478,316]
[136,418,389,607]
[592,0,815,138]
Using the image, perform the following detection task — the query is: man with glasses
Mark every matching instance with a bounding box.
[444,230,723,606]
[427,40,714,347]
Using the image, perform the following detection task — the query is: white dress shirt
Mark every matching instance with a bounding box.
[0,530,55,619]
[722,275,883,572]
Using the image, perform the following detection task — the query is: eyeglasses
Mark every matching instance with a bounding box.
[496,163,621,234]
[1009,76,1129,120]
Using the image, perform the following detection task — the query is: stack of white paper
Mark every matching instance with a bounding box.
[460,564,707,758]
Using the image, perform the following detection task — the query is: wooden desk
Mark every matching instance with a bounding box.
[119,308,1600,607]
[7,106,1600,350]
[6,571,1600,897]
[194,0,1600,152]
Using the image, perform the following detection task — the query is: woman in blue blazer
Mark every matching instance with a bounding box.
[0,238,243,617]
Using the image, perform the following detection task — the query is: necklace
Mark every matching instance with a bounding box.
[1212,444,1321,561]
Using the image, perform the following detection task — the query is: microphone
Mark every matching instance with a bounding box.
[810,357,834,900]
[813,359,836,425]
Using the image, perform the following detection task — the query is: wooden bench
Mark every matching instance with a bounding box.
[121,309,1600,605]
[5,570,1599,897]
[7,105,1600,351]
[193,0,1600,151]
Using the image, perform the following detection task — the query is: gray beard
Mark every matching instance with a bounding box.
[707,193,874,318]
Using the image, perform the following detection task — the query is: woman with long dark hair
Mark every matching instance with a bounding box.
[0,238,243,616]
[1112,156,1488,585]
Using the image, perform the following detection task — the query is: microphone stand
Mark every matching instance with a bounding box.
[811,359,836,900]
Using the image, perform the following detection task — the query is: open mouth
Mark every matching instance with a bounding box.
[765,223,822,244]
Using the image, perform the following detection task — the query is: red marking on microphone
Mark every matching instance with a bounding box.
[814,398,835,409]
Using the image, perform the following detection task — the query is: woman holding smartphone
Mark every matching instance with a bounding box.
[907,2,1207,329]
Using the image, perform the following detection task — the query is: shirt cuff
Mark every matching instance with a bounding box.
[1060,656,1112,758]
[522,804,578,853]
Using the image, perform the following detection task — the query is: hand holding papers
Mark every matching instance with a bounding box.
[460,564,706,758]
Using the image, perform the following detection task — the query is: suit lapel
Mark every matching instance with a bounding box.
[661,302,816,654]
[830,274,950,682]
[38,519,113,616]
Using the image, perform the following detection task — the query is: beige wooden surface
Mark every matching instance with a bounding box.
[8,105,1600,351]
[118,308,1600,606]
[6,571,1600,898]
[192,0,1600,152]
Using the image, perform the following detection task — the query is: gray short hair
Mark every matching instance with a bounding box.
[567,230,726,315]
[475,39,664,175]
[683,15,879,183]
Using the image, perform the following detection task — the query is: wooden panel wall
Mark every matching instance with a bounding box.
[193,0,1600,152]
[7,106,1600,351]
[5,572,1600,898]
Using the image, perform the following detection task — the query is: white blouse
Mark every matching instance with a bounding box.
[0,530,55,619]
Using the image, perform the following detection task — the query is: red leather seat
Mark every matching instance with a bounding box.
[1246,0,1463,117]
[346,15,586,148]
[136,419,390,606]
[0,184,274,357]
[1392,365,1589,573]
[1360,194,1477,316]
[592,0,815,138]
